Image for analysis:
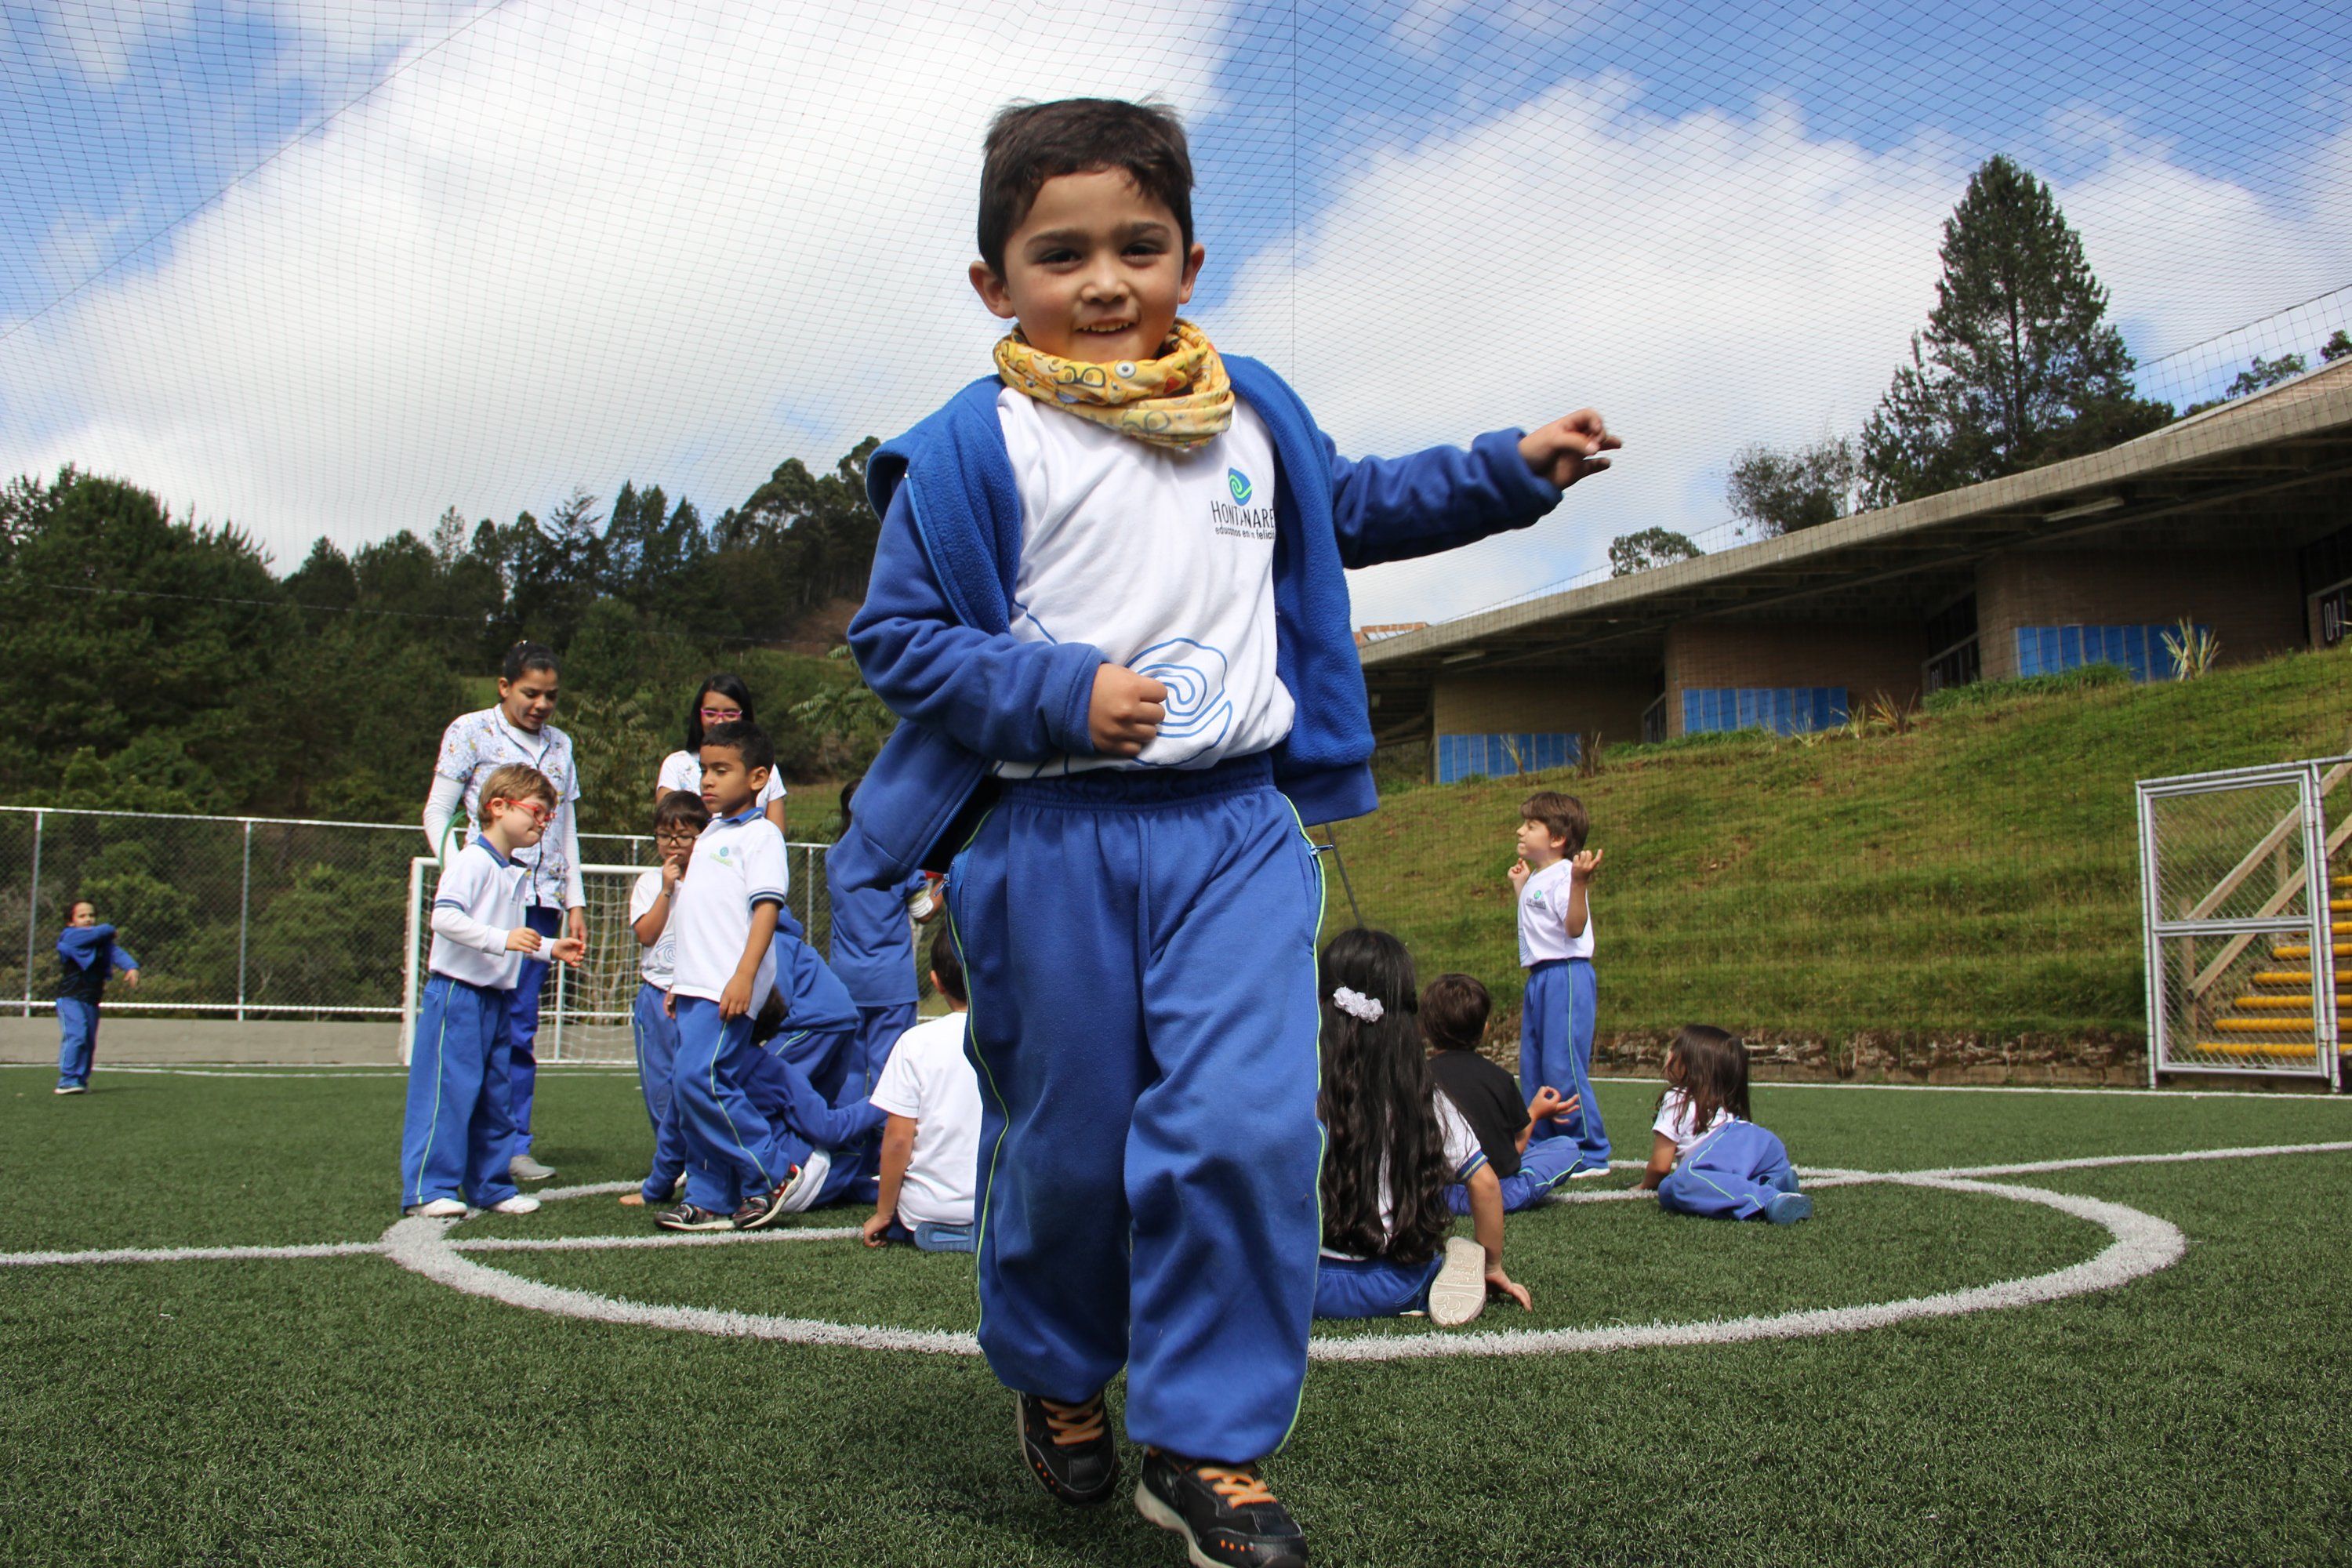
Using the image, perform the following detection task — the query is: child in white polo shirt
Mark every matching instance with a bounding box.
[862,936,981,1253]
[664,720,808,1231]
[616,788,708,1208]
[400,763,584,1218]
[1509,789,1609,1177]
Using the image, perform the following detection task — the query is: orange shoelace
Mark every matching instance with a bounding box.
[1195,1468,1278,1508]
[1040,1396,1107,1448]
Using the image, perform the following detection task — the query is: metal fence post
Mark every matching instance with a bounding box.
[20,809,39,1018]
[236,819,254,1023]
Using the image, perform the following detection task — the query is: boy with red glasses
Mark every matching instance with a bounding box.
[400,763,584,1218]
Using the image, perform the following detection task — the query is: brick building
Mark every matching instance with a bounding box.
[1363,360,2352,782]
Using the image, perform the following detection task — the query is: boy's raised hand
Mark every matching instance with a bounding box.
[1518,409,1620,489]
[1508,857,1530,892]
[1089,665,1168,757]
[1572,847,1605,880]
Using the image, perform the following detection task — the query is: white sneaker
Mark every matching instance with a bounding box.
[1427,1237,1488,1328]
[507,1153,557,1182]
[488,1195,541,1215]
[53,1084,88,1095]
[405,1198,466,1219]
[777,1149,833,1214]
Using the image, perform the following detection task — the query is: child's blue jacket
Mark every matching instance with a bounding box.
[834,356,1564,890]
[56,924,138,1004]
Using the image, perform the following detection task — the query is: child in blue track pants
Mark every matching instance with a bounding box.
[833,99,1613,1563]
[1640,1025,1812,1225]
[400,764,583,1217]
[829,776,939,1095]
[662,720,810,1232]
[1512,790,1609,1174]
[1419,972,1585,1214]
[1312,931,1531,1329]
[619,789,707,1207]
[53,901,139,1094]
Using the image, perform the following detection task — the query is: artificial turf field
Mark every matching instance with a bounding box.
[6,1065,2351,1566]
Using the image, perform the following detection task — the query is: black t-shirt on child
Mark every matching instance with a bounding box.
[1430,1050,1526,1180]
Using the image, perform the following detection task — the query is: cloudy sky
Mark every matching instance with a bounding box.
[2,0,2347,626]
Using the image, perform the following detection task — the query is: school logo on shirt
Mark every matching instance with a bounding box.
[1212,468,1275,541]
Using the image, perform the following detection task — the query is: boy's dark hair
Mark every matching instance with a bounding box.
[501,641,560,682]
[1420,973,1491,1055]
[700,720,775,777]
[1316,927,1452,1269]
[927,931,967,1005]
[653,789,710,834]
[1521,789,1589,855]
[684,673,756,753]
[978,99,1195,277]
[1660,1024,1751,1132]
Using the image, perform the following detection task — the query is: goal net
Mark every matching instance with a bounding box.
[401,845,848,1065]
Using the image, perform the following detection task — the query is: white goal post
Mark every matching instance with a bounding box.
[400,845,860,1065]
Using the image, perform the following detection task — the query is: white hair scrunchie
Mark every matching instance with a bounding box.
[1330,986,1385,1024]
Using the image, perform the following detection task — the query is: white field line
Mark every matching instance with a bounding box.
[1923,1139,2352,1179]
[379,1217,982,1355]
[0,1240,385,1268]
[2,1065,641,1080]
[1591,1075,2352,1102]
[452,1227,861,1253]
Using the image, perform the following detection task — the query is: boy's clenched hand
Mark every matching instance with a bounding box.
[1519,410,1620,488]
[1089,665,1168,757]
[1508,858,1531,892]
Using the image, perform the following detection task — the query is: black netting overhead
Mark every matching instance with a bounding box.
[5,1,2347,625]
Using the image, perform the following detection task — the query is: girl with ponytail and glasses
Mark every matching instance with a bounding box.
[1313,927,1531,1328]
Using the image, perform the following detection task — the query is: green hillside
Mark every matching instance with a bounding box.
[1326,649,2352,1067]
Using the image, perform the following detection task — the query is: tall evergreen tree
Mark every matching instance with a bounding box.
[1862,155,2169,505]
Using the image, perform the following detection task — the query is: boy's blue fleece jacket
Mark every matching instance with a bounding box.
[833,355,1564,891]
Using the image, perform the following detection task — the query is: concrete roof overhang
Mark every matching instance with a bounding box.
[1359,361,2352,722]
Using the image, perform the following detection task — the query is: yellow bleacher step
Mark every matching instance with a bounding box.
[2230,994,2348,1011]
[2215,1016,2317,1033]
[2270,945,2352,961]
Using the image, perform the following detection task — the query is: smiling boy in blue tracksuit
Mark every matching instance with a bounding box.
[53,900,139,1094]
[831,99,1617,1566]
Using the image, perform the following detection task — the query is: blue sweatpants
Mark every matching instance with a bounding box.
[853,1000,918,1096]
[1313,1253,1443,1319]
[55,998,98,1089]
[645,1035,880,1207]
[400,974,521,1209]
[631,980,678,1178]
[949,756,1324,1463]
[1522,957,1607,1167]
[506,905,563,1160]
[1445,1136,1583,1215]
[1658,1121,1801,1220]
[670,996,793,1215]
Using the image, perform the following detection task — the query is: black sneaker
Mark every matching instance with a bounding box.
[1015,1390,1120,1504]
[1136,1449,1307,1567]
[730,1167,801,1231]
[655,1203,733,1232]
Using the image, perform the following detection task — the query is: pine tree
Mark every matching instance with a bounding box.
[1862,156,2170,505]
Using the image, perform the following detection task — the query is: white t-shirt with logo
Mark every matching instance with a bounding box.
[993,390,1295,777]
[627,869,679,989]
[657,750,786,811]
[1321,1090,1489,1261]
[668,809,789,1004]
[1517,858,1595,966]
[868,1011,982,1228]
[1653,1089,1733,1154]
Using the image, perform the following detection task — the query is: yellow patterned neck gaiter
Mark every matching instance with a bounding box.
[993,318,1235,452]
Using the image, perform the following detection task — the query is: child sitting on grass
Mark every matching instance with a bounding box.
[1314,929,1529,1328]
[1637,1025,1811,1224]
[1421,972,1584,1212]
[861,935,981,1253]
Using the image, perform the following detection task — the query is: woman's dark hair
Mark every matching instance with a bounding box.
[1420,973,1491,1055]
[1659,1024,1750,1133]
[978,99,1195,278]
[501,641,559,683]
[927,929,966,1005]
[1317,927,1451,1269]
[653,789,710,834]
[683,673,757,754]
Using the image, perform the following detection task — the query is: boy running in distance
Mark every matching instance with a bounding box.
[836,97,1617,1566]
[53,900,138,1094]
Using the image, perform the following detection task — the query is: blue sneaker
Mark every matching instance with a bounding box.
[1765,1191,1813,1225]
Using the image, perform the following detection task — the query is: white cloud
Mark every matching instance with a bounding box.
[1211,82,2352,626]
[1,0,1231,564]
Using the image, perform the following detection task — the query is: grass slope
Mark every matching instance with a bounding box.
[6,1069,2352,1566]
[1332,651,2352,1040]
